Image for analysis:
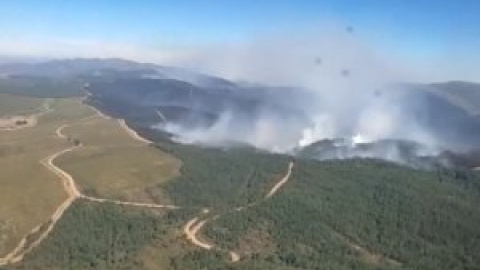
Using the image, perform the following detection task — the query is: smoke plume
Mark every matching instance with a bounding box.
[153,26,477,165]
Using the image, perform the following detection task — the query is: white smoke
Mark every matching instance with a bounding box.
[155,25,446,162]
[298,114,337,147]
[160,108,309,153]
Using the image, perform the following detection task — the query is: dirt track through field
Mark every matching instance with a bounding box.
[0,103,179,267]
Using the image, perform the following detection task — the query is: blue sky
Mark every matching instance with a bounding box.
[0,0,479,80]
[1,1,479,44]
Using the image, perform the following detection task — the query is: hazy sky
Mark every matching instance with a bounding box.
[0,0,479,81]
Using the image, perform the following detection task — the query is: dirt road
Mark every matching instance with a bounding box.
[0,104,178,266]
[183,218,214,250]
[0,145,81,266]
[42,145,82,198]
[81,196,179,209]
[55,124,69,140]
[265,162,294,199]
[182,161,294,263]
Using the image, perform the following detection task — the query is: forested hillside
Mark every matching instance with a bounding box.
[154,143,290,209]
[5,150,480,270]
[203,159,480,270]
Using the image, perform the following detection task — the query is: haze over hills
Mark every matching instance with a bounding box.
[1,58,480,168]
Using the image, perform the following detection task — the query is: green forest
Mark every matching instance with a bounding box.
[203,159,480,270]
[153,143,290,209]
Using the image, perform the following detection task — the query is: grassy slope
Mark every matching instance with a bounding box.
[0,94,181,259]
[57,115,181,201]
[0,97,92,257]
[0,77,83,98]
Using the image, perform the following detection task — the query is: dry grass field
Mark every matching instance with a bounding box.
[0,95,180,258]
[0,97,93,257]
[57,114,181,201]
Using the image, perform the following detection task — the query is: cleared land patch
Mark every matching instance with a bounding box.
[0,116,37,131]
[0,93,50,131]
[55,107,181,201]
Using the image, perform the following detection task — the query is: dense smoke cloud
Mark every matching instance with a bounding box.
[160,106,312,152]
[154,26,462,164]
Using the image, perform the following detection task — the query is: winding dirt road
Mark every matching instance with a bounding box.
[0,107,178,267]
[183,218,214,250]
[182,161,294,263]
[55,124,69,140]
